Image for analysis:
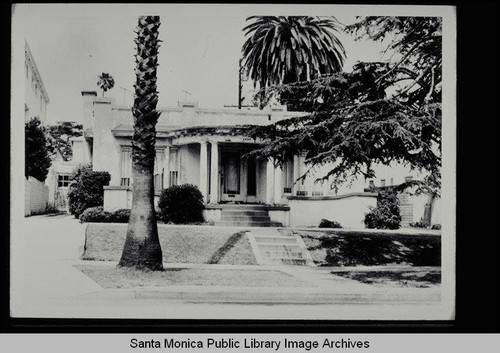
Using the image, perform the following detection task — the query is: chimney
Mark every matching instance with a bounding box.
[81,91,97,131]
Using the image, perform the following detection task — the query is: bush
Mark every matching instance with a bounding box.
[80,208,132,223]
[319,219,342,228]
[431,224,441,230]
[68,164,111,218]
[409,219,430,228]
[158,184,205,224]
[112,209,131,223]
[79,206,112,223]
[364,189,402,229]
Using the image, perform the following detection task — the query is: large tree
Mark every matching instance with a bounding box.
[241,16,345,107]
[46,122,83,161]
[245,16,442,197]
[118,16,163,271]
[25,117,52,182]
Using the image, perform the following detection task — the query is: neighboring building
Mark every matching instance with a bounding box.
[24,41,51,216]
[45,135,90,211]
[25,41,49,124]
[80,91,383,228]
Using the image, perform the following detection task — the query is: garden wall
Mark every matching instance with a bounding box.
[287,192,378,228]
[83,223,257,265]
[24,176,49,216]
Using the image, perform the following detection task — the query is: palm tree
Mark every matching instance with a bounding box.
[118,16,163,271]
[97,72,115,97]
[242,16,345,106]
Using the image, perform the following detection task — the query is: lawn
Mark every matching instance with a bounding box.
[296,229,441,267]
[75,265,311,288]
[83,224,257,265]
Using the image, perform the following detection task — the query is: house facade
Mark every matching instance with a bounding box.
[25,41,49,124]
[79,91,440,228]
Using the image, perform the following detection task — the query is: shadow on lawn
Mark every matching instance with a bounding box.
[335,270,441,288]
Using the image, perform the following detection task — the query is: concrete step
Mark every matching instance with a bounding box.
[213,221,283,227]
[221,215,271,222]
[257,243,300,251]
[221,210,269,217]
[261,250,304,258]
[264,258,308,266]
[220,205,269,210]
[253,235,297,244]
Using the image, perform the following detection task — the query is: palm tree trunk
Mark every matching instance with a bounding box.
[119,16,163,271]
[119,162,163,270]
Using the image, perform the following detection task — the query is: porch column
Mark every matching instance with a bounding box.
[163,146,170,189]
[293,154,300,195]
[209,141,219,204]
[274,164,282,204]
[265,159,275,204]
[199,141,208,203]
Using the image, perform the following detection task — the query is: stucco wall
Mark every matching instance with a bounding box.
[288,193,378,229]
[25,177,49,216]
[179,144,200,186]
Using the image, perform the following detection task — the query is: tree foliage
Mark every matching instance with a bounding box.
[245,16,442,195]
[242,16,345,106]
[25,117,52,182]
[97,72,115,97]
[46,122,83,161]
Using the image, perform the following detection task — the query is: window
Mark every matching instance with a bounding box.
[57,174,70,187]
[169,148,179,186]
[154,148,165,193]
[120,147,132,186]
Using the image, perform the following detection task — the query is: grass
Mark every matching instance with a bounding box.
[75,265,310,288]
[83,224,257,265]
[333,269,441,288]
[296,230,441,267]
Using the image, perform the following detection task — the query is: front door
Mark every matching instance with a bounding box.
[221,151,244,202]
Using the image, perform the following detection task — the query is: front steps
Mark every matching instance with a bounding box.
[247,229,315,266]
[214,205,282,227]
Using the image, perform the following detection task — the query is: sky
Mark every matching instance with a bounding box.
[15,4,402,124]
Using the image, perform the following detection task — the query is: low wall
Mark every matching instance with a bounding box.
[24,177,49,216]
[287,192,378,228]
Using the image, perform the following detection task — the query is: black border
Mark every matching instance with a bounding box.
[3,0,500,333]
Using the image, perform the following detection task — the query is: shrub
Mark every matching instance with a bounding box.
[431,224,441,230]
[79,206,112,223]
[25,117,52,182]
[158,184,205,224]
[364,189,402,229]
[111,209,131,223]
[409,219,430,228]
[68,164,111,218]
[319,219,342,228]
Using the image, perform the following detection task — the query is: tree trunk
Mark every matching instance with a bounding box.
[118,16,163,271]
[118,163,163,270]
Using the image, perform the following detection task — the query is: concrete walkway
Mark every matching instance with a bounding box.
[10,214,448,320]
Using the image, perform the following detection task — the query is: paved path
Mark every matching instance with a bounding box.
[10,214,448,320]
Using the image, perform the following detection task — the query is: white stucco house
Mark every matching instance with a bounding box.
[24,41,51,216]
[78,90,439,228]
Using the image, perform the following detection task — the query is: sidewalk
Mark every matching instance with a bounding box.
[10,214,446,320]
